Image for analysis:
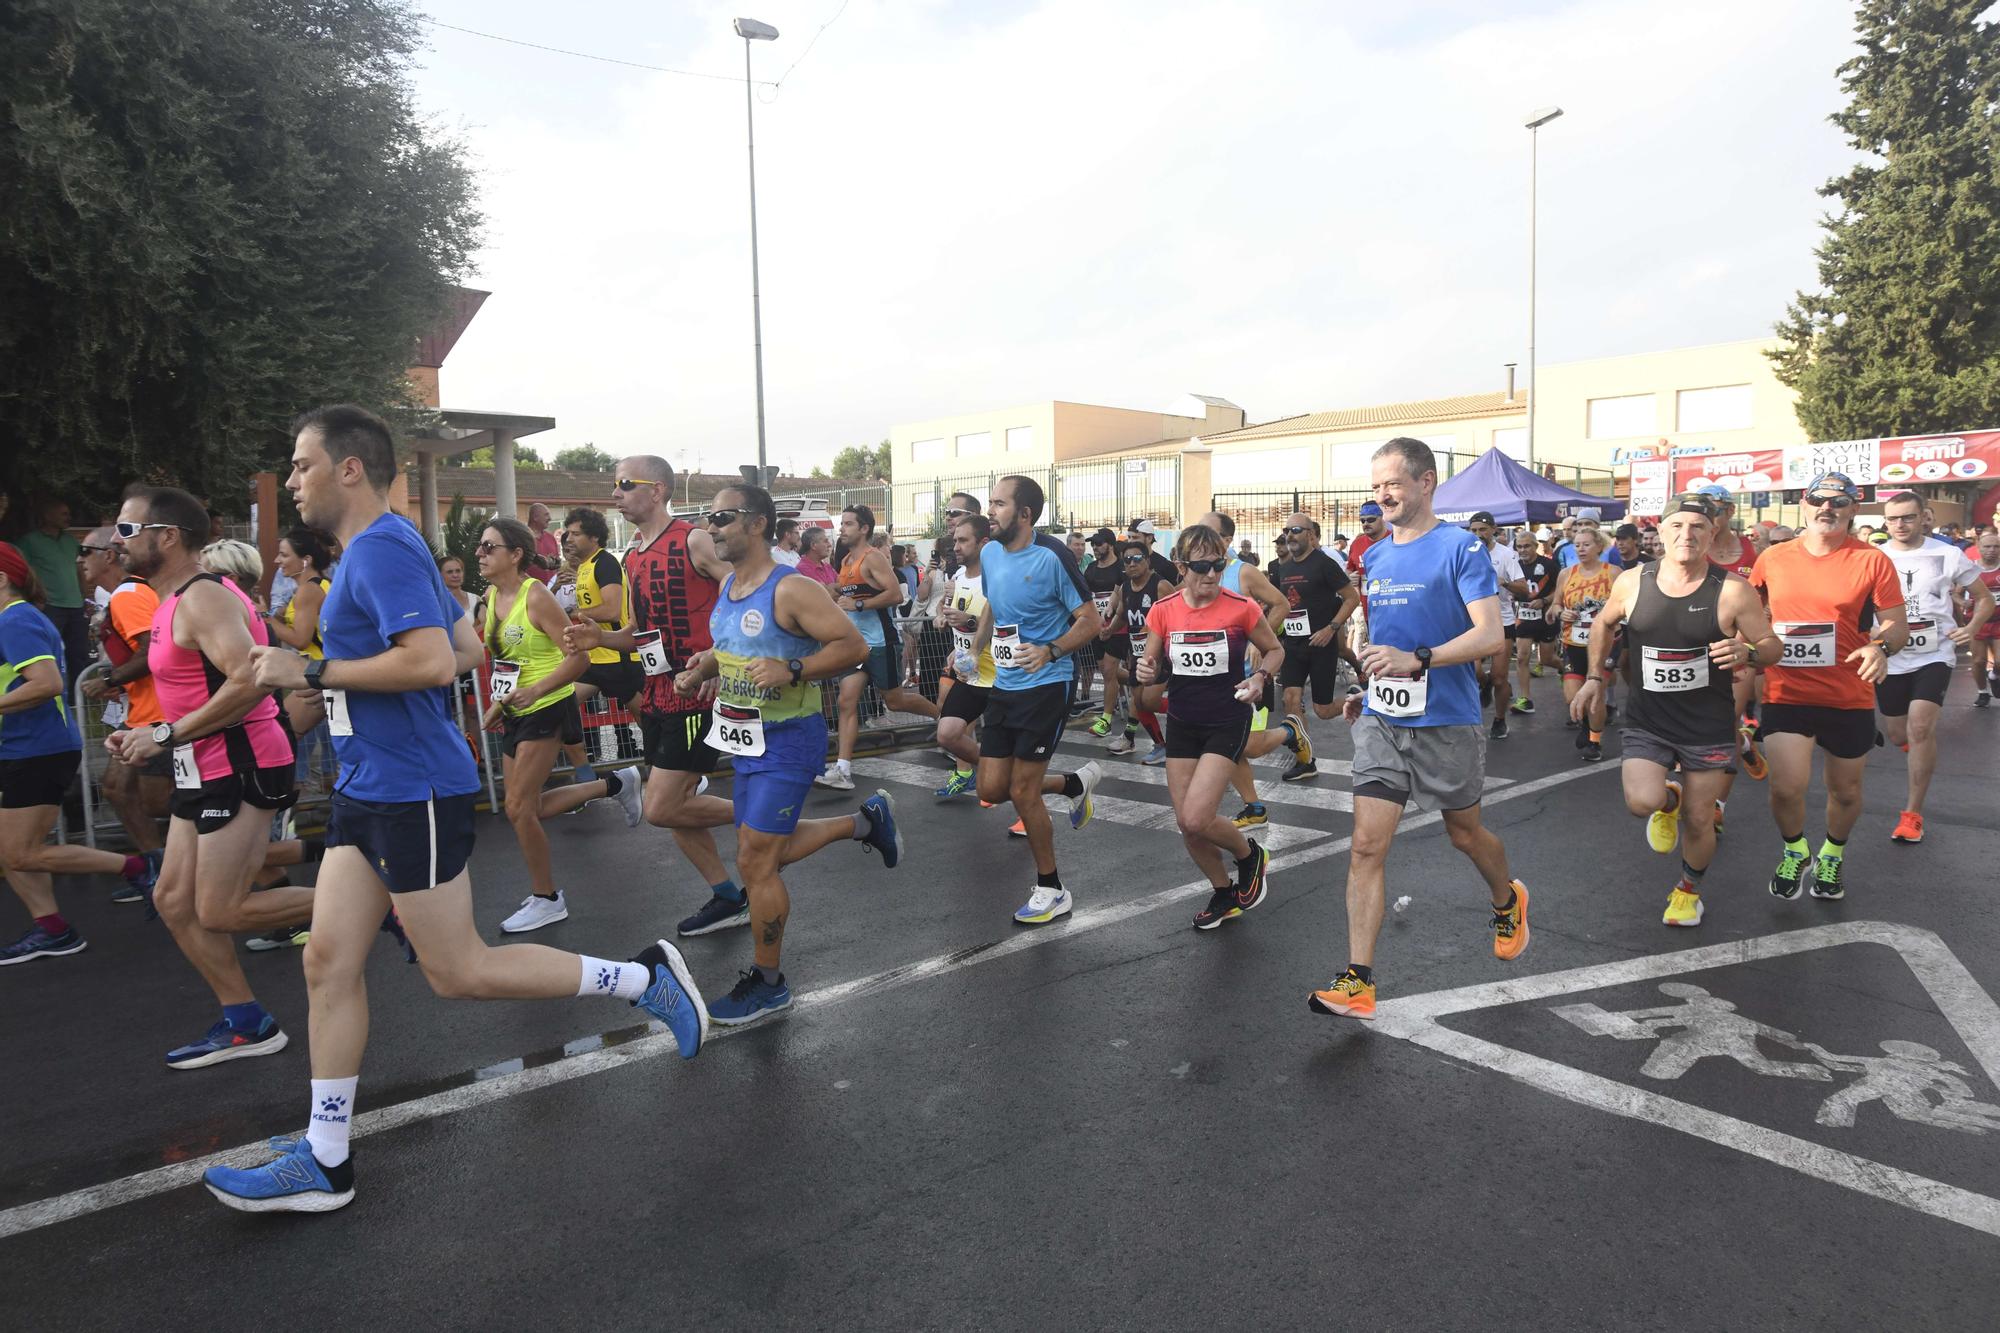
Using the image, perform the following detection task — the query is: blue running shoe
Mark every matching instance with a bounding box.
[632,939,707,1058]
[1141,742,1168,767]
[0,924,86,966]
[380,909,416,963]
[934,767,976,801]
[166,1014,288,1069]
[204,1138,354,1214]
[709,968,793,1026]
[859,789,903,868]
[677,894,750,937]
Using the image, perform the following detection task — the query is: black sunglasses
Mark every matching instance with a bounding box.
[1805,493,1856,509]
[1121,554,1146,564]
[475,540,505,555]
[1182,559,1226,574]
[614,478,660,492]
[705,509,742,527]
[1281,525,1310,536]
[78,543,113,555]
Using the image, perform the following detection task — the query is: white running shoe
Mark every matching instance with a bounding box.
[815,766,855,791]
[614,771,644,827]
[1013,885,1073,925]
[1068,761,1102,831]
[500,893,569,933]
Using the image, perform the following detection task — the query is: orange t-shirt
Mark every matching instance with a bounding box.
[103,582,164,726]
[1750,537,1902,710]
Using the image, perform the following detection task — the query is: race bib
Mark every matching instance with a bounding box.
[1367,674,1428,718]
[634,629,671,676]
[992,625,1021,669]
[102,696,128,728]
[1572,610,1595,644]
[1093,592,1113,620]
[171,742,199,790]
[1169,630,1228,677]
[705,702,766,757]
[324,688,353,737]
[1516,605,1542,623]
[1641,645,1709,693]
[952,628,977,661]
[1775,621,1836,669]
[489,661,519,702]
[1282,611,1310,638]
[1899,619,1935,657]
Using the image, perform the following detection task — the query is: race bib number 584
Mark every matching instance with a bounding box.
[1775,622,1836,668]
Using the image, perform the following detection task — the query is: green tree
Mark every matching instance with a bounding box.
[1772,1,2000,438]
[553,443,613,471]
[451,444,544,470]
[827,439,892,480]
[429,493,492,597]
[0,0,483,515]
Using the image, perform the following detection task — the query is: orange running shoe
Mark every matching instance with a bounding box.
[1007,818,1026,837]
[1891,810,1924,844]
[1492,881,1530,961]
[1308,969,1376,1020]
[1738,739,1767,782]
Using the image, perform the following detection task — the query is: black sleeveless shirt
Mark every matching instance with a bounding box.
[1623,563,1735,745]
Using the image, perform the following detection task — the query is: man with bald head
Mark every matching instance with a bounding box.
[525,502,559,584]
[1269,511,1359,781]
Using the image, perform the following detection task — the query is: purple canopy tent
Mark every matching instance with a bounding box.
[1431,449,1626,525]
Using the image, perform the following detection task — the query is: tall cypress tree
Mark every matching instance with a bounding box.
[1772,1,2000,439]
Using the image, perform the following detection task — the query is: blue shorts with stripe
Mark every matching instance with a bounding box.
[328,790,478,892]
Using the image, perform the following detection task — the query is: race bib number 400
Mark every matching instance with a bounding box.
[1367,674,1428,719]
[991,625,1021,669]
[1775,621,1836,668]
[1641,645,1708,692]
[706,702,766,757]
[1169,630,1228,677]
[1899,619,1935,657]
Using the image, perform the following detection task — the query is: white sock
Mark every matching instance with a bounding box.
[306,1077,358,1167]
[837,758,852,777]
[580,955,649,1001]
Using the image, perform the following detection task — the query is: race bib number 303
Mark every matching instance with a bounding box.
[1774,621,1836,668]
[1169,630,1228,677]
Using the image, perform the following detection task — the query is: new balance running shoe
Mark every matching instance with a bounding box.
[1663,887,1705,928]
[859,790,903,867]
[1308,969,1376,1020]
[708,969,792,1026]
[934,767,976,801]
[0,924,86,965]
[1013,885,1072,926]
[1232,802,1269,829]
[1491,881,1530,961]
[677,894,750,937]
[1769,844,1810,900]
[632,939,706,1058]
[204,1139,355,1214]
[166,1015,288,1069]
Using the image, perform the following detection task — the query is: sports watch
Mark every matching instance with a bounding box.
[1413,646,1433,675]
[150,721,175,747]
[304,657,328,691]
[788,658,805,684]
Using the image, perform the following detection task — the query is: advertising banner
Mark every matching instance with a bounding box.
[1781,438,1879,489]
[1875,430,2000,485]
[1672,449,1784,495]
[1628,458,1672,516]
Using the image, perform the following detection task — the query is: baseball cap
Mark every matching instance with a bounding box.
[1128,518,1157,537]
[1572,506,1602,522]
[1614,523,1641,540]
[1534,525,1556,541]
[1088,527,1116,545]
[1358,502,1383,518]
[1695,483,1734,507]
[1669,492,1720,520]
[1806,470,1860,500]
[1467,510,1496,527]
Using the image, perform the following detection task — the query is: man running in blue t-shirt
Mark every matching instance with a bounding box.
[207,405,709,1216]
[1308,438,1534,1022]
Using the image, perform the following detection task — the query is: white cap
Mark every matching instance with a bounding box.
[1534,525,1556,541]
[1129,518,1157,536]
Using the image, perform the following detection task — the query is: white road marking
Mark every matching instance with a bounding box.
[0,761,1613,1241]
[1373,921,2000,1240]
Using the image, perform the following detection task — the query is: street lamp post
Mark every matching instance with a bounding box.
[1524,105,1563,470]
[735,17,779,475]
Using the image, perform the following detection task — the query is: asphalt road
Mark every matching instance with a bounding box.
[5,670,1999,1331]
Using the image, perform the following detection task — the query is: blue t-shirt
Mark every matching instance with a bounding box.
[981,533,1088,692]
[320,513,479,801]
[1360,522,1498,728]
[0,600,80,758]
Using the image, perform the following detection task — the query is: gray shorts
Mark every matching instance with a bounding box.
[1350,714,1487,812]
[1620,725,1736,774]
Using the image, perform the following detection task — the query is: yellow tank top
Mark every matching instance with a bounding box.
[574,551,632,665]
[944,572,996,688]
[1561,563,1615,648]
[486,581,573,714]
[282,577,331,659]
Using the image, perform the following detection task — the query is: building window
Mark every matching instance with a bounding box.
[1491,427,1528,461]
[1587,394,1656,440]
[910,437,945,463]
[1005,426,1034,453]
[1676,384,1753,433]
[956,431,992,457]
[912,491,936,517]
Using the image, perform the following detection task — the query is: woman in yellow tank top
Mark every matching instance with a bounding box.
[477,518,595,932]
[268,527,334,658]
[1552,525,1616,751]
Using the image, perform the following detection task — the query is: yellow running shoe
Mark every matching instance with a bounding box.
[1646,780,1682,854]
[1663,887,1704,928]
[1308,969,1376,1020]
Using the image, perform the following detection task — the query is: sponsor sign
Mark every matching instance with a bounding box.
[1876,430,2000,485]
[1672,448,1784,495]
[1782,437,1880,489]
[1628,457,1672,517]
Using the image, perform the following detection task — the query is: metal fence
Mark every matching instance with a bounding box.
[1210,488,1376,562]
[915,452,1182,540]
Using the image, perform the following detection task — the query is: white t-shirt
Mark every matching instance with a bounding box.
[1884,538,1981,672]
[1486,541,1526,627]
[772,547,801,567]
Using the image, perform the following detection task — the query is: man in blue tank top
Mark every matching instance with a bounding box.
[674,485,904,1025]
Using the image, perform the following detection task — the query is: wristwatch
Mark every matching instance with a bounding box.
[304,657,327,691]
[788,658,805,684]
[151,721,174,747]
[1413,646,1433,675]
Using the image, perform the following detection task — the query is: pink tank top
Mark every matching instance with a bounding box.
[148,574,292,780]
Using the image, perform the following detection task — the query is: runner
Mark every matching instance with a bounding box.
[208,406,703,1215]
[1511,526,1557,707]
[1131,524,1285,929]
[1101,541,1173,761]
[557,506,641,783]
[933,514,995,799]
[673,485,903,1023]
[1268,511,1358,780]
[1701,487,1767,789]
[1552,525,1616,761]
[1081,528,1126,740]
[1128,518,1180,588]
[1467,512,1529,741]
[1196,511,1310,826]
[1345,503,1386,576]
[77,526,169,878]
[557,456,742,938]
[1570,493,1779,927]
[0,543,160,963]
[1750,471,1908,902]
[1973,528,2000,707]
[100,487,313,1065]
[1308,439,1529,1022]
[971,475,1103,924]
[1876,491,1993,843]
[817,503,938,791]
[264,526,336,793]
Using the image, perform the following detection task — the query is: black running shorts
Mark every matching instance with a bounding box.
[171,762,297,835]
[639,709,720,774]
[1278,638,1343,706]
[0,749,80,810]
[328,790,478,893]
[979,681,1071,763]
[1165,712,1252,762]
[1875,662,1951,717]
[1756,703,1876,760]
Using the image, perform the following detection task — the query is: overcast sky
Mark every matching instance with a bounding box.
[413,0,1861,474]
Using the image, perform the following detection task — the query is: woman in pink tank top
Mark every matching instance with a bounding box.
[149,573,293,781]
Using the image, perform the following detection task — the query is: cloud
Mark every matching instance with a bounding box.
[419,0,1856,473]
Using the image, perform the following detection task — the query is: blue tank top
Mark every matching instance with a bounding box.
[1221,557,1244,594]
[710,568,823,726]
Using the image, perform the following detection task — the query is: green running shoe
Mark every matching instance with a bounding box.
[1809,853,1845,901]
[1769,845,1810,900]
[1088,712,1114,737]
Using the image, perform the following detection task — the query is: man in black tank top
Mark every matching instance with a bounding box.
[1572,493,1780,929]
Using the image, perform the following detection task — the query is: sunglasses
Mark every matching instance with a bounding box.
[704,509,742,527]
[1182,559,1226,574]
[114,521,177,540]
[78,543,113,555]
[1281,525,1310,536]
[1122,554,1146,564]
[1805,493,1856,509]
[944,507,972,519]
[475,540,506,555]
[613,478,660,492]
